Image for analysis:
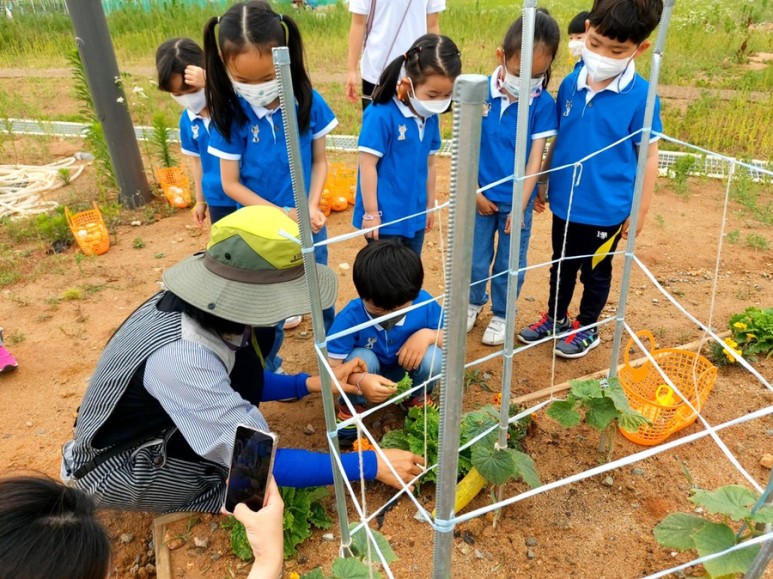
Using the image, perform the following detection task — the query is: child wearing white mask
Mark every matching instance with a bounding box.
[518,0,663,359]
[353,33,461,257]
[567,10,591,69]
[156,38,237,225]
[466,9,559,346]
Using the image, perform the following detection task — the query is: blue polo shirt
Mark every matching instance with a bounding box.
[208,90,337,208]
[327,290,443,367]
[179,111,235,208]
[478,69,557,204]
[353,97,441,238]
[549,62,662,227]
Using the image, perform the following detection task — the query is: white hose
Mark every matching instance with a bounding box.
[0,157,86,219]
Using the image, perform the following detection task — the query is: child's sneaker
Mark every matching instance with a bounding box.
[482,316,506,346]
[336,402,366,449]
[518,312,571,344]
[467,304,483,333]
[554,320,600,359]
[0,328,17,374]
[283,315,302,329]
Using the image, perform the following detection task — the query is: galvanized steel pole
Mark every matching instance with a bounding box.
[608,0,675,377]
[432,74,488,579]
[273,47,354,553]
[65,0,151,208]
[497,0,537,453]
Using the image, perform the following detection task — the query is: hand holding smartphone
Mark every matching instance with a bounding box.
[224,425,278,514]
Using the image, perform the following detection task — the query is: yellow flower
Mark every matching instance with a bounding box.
[747,333,756,340]
[289,573,301,579]
[725,337,738,348]
[723,338,742,363]
[732,321,748,331]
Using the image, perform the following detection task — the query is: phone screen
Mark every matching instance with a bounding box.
[224,426,277,513]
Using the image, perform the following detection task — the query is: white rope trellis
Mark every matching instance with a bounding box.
[308,126,772,576]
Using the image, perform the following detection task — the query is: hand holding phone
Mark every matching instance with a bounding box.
[224,425,278,514]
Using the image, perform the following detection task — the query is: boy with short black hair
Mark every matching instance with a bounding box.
[567,10,591,66]
[328,240,443,443]
[519,0,663,359]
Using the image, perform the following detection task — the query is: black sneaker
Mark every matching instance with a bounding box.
[518,312,571,344]
[554,320,600,359]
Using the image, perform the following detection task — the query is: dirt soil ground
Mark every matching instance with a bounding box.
[1,149,771,578]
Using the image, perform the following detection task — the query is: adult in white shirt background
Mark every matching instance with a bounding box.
[346,0,446,109]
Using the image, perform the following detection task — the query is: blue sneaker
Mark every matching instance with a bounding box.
[554,320,600,359]
[518,312,571,344]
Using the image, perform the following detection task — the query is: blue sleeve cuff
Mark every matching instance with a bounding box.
[262,371,310,401]
[273,448,378,487]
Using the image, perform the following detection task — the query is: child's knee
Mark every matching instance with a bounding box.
[345,348,381,373]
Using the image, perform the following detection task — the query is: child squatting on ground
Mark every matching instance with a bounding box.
[327,240,444,446]
[353,33,461,257]
[467,9,560,347]
[518,0,664,359]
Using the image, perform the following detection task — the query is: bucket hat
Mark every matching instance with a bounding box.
[163,206,336,325]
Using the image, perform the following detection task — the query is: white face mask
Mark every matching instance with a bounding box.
[581,44,635,82]
[568,39,585,58]
[407,77,451,118]
[232,78,280,108]
[171,89,207,115]
[501,66,544,100]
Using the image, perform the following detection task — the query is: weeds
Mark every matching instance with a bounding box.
[745,233,770,250]
[5,330,25,345]
[726,230,740,244]
[132,237,145,249]
[670,155,697,197]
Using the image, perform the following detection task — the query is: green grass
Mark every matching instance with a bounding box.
[0,0,771,158]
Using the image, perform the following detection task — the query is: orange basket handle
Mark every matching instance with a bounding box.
[624,330,656,369]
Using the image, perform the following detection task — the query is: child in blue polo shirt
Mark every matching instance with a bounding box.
[155,38,237,225]
[328,240,443,445]
[353,34,461,256]
[467,10,559,347]
[204,1,337,340]
[519,0,663,359]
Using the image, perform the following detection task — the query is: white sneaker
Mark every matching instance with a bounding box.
[284,315,302,329]
[482,316,507,346]
[467,304,483,333]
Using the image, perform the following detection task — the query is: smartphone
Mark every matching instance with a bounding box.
[224,425,278,514]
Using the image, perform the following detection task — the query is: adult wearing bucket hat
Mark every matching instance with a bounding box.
[60,207,423,513]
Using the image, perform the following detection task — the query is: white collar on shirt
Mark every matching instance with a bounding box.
[364,307,408,331]
[248,103,283,120]
[577,59,636,94]
[393,96,426,139]
[186,109,211,128]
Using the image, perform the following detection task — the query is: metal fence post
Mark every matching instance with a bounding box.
[65,0,152,208]
[432,74,488,579]
[273,46,354,554]
[608,0,675,376]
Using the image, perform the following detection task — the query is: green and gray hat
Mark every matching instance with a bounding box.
[163,206,336,325]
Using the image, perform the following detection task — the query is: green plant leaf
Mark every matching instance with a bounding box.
[222,517,254,561]
[570,379,602,400]
[380,429,409,450]
[692,521,759,578]
[750,505,773,524]
[653,513,707,551]
[546,397,581,428]
[584,396,618,431]
[300,569,326,579]
[509,449,540,488]
[332,556,380,579]
[604,377,636,413]
[349,524,398,564]
[690,485,758,520]
[393,372,413,397]
[471,443,516,485]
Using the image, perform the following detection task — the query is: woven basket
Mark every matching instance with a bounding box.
[156,167,191,208]
[619,330,717,446]
[65,202,110,256]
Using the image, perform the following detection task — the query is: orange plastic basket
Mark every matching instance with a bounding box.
[618,330,717,446]
[65,202,110,256]
[156,167,191,208]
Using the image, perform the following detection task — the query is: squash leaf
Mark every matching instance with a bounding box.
[690,485,758,521]
[692,521,759,578]
[653,513,707,551]
[584,396,618,431]
[331,557,380,579]
[546,396,582,428]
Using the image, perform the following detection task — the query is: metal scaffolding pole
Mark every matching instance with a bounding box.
[432,74,488,579]
[65,0,151,208]
[497,0,537,454]
[273,47,354,554]
[608,0,675,376]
